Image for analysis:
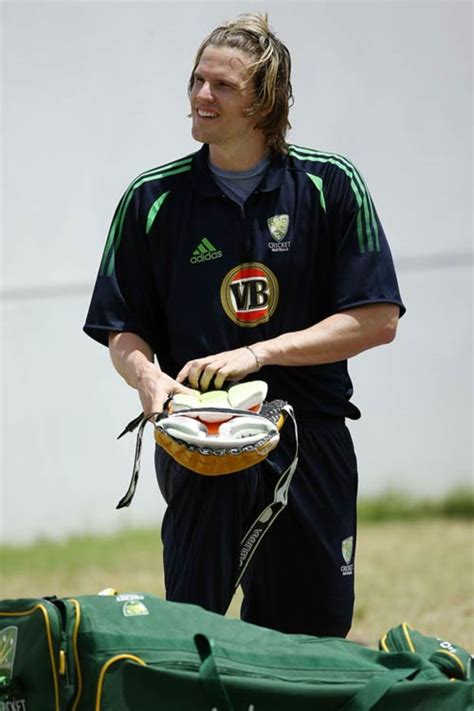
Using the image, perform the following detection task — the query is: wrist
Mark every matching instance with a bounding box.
[247,342,271,369]
[245,345,261,371]
[134,362,160,389]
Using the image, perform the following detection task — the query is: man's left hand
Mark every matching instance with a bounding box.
[176,346,260,390]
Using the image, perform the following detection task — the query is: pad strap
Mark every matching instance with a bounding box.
[116,413,159,509]
[234,404,298,589]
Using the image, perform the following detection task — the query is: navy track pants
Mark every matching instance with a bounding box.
[155,418,358,638]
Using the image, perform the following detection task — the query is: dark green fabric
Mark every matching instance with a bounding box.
[121,661,474,711]
[1,593,472,711]
[338,666,418,711]
[195,633,234,710]
[380,623,472,681]
[0,598,71,711]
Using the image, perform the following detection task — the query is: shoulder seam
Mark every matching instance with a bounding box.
[99,154,196,276]
[288,144,380,255]
[127,152,196,192]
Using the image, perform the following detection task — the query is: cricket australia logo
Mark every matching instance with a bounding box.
[122,600,149,617]
[340,536,354,576]
[0,627,19,696]
[220,262,279,327]
[267,214,291,253]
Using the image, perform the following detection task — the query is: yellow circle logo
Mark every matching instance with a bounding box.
[220,263,279,327]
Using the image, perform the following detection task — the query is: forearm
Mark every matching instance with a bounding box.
[252,304,399,368]
[176,303,400,390]
[108,332,158,389]
[108,332,193,413]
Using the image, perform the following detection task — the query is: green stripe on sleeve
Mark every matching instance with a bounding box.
[100,162,192,276]
[146,191,170,235]
[306,173,327,212]
[359,173,380,252]
[289,145,380,254]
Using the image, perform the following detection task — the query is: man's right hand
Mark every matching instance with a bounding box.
[108,332,194,416]
[136,369,195,415]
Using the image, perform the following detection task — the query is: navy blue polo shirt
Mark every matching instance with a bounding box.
[84,143,405,420]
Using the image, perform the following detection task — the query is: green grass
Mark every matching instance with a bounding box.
[1,492,473,651]
[0,527,165,602]
[0,527,161,575]
[357,486,474,521]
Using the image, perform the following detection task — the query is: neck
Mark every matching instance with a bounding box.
[209,140,269,172]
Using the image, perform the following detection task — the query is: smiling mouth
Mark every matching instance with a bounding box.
[196,109,219,119]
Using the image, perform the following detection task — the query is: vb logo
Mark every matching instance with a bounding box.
[220,263,279,327]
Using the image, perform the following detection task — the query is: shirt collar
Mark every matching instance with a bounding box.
[192,144,288,197]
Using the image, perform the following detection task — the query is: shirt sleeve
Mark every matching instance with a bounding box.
[327,160,406,317]
[83,184,158,348]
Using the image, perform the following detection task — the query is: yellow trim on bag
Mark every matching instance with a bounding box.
[380,633,389,652]
[69,599,83,711]
[0,604,60,711]
[59,650,66,675]
[437,649,466,677]
[402,622,416,652]
[95,654,146,711]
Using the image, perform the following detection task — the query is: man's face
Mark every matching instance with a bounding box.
[190,45,259,151]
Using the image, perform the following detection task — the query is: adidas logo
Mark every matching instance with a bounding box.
[190,237,223,264]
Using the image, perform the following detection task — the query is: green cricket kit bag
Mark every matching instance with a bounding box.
[0,592,472,710]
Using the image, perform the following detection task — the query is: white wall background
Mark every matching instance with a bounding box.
[1,0,472,543]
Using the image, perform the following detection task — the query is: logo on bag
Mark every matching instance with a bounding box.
[0,701,27,711]
[436,637,457,654]
[220,262,279,327]
[340,536,354,576]
[0,627,18,686]
[122,600,149,617]
[0,627,26,710]
[116,594,145,602]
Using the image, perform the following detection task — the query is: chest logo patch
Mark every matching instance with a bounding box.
[190,237,222,264]
[267,215,289,241]
[267,214,291,252]
[220,263,279,327]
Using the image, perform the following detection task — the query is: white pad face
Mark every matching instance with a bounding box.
[227,381,268,411]
[171,393,201,416]
[198,391,233,422]
[218,416,276,440]
[158,411,278,450]
[162,416,208,438]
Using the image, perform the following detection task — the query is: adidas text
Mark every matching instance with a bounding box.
[190,250,222,264]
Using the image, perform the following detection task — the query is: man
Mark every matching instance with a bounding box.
[84,13,404,638]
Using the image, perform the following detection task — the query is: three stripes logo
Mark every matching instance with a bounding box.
[190,237,223,264]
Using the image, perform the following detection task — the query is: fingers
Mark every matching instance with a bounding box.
[175,363,191,385]
[175,348,257,391]
[138,373,195,415]
[179,359,225,391]
[212,369,227,390]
